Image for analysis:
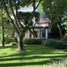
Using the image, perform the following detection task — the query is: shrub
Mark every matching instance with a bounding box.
[47,58,67,67]
[4,34,14,44]
[24,38,43,44]
[62,36,67,41]
[43,39,67,49]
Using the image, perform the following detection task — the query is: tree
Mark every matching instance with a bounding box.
[0,2,5,46]
[42,0,67,38]
[0,0,41,51]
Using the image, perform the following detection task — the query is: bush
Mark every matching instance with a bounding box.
[4,34,14,44]
[43,39,67,49]
[47,58,67,67]
[24,38,43,44]
[62,36,67,42]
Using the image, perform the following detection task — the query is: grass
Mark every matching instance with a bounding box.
[0,44,67,67]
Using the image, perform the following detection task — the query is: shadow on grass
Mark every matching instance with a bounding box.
[0,54,67,61]
[0,46,16,49]
[0,45,67,59]
[0,51,66,58]
[0,45,67,67]
[0,58,65,67]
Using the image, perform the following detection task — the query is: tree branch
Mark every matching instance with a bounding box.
[35,0,42,10]
[13,1,26,30]
[2,0,19,34]
[9,1,20,29]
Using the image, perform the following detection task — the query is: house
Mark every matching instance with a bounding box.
[18,3,51,39]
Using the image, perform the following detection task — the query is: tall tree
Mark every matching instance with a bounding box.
[0,0,41,51]
[0,2,5,46]
[42,0,67,38]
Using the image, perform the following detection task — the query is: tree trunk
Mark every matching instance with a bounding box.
[57,24,62,38]
[17,36,24,51]
[1,8,5,46]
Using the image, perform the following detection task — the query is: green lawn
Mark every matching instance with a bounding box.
[0,44,67,67]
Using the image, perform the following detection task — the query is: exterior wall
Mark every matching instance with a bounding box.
[24,28,43,39]
[24,31,29,39]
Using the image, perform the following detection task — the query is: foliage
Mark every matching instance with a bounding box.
[0,14,14,44]
[61,36,67,42]
[41,0,67,38]
[62,15,67,31]
[4,33,14,44]
[18,12,40,25]
[24,38,43,44]
[0,34,2,43]
[41,0,67,20]
[43,39,67,49]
